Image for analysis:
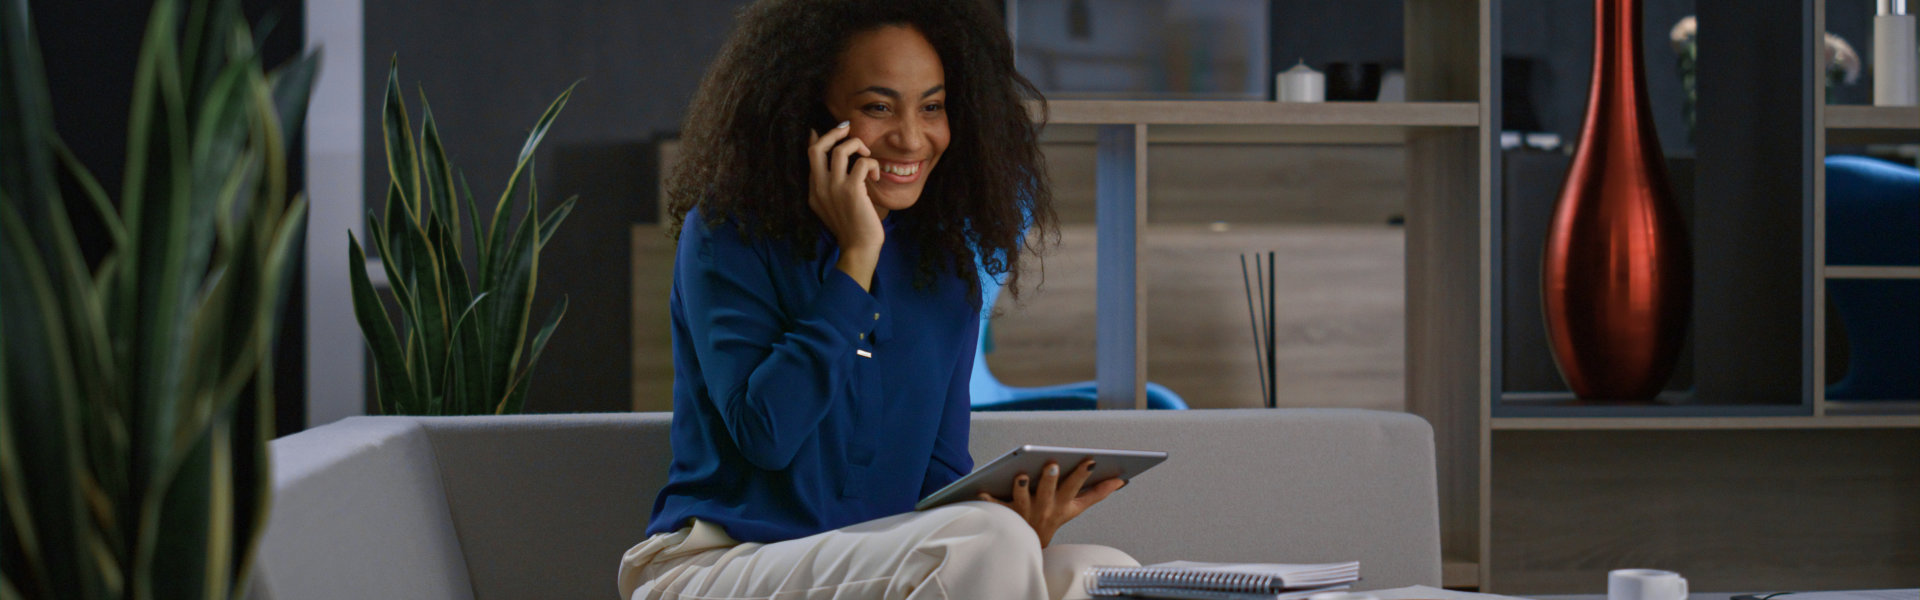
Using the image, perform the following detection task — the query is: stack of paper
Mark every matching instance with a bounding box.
[1086,560,1361,600]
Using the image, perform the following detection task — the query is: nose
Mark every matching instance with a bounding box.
[890,116,926,154]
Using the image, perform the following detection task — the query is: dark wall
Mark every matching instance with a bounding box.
[32,0,308,435]
[1269,0,1405,88]
[364,1,755,412]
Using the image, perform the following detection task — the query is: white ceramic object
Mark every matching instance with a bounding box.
[1875,0,1918,105]
[1608,569,1689,600]
[1277,60,1325,103]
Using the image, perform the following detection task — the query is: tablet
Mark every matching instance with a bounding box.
[914,445,1168,511]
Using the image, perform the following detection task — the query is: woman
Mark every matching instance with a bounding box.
[617,1,1137,598]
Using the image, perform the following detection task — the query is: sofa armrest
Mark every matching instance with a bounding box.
[250,418,473,600]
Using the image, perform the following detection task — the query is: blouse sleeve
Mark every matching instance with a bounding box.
[677,223,880,471]
[920,311,980,497]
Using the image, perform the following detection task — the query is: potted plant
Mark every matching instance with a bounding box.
[0,0,315,597]
[347,60,578,416]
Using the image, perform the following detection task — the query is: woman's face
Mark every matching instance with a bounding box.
[824,25,950,216]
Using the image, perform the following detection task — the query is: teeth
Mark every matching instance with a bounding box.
[883,162,918,176]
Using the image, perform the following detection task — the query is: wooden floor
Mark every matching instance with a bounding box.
[987,223,1405,411]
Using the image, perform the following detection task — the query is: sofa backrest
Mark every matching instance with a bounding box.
[251,418,475,600]
[969,409,1442,590]
[415,414,675,600]
[256,409,1439,599]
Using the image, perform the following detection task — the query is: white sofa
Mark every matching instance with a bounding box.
[249,409,1441,599]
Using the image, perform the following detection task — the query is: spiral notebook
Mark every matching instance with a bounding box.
[1085,560,1360,599]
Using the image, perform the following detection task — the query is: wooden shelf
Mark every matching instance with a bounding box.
[1038,124,1420,145]
[1826,265,1920,279]
[1826,400,1920,416]
[1492,415,1920,430]
[1825,105,1920,130]
[1031,100,1480,128]
[1824,106,1919,144]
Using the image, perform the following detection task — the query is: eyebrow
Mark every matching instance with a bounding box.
[852,84,945,100]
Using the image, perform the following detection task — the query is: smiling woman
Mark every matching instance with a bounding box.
[625,1,1144,599]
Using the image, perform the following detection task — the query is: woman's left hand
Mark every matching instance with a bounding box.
[977,458,1126,548]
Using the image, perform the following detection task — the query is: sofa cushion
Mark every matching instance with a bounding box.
[253,418,474,600]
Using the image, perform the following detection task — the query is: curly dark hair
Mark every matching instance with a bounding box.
[664,0,1055,303]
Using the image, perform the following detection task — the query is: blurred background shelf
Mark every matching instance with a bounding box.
[1035,99,1480,127]
[1825,105,1920,130]
[1826,265,1920,279]
[1824,106,1920,144]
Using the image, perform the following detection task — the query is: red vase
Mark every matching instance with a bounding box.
[1541,0,1691,400]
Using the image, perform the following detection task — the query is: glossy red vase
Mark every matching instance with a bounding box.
[1541,0,1691,400]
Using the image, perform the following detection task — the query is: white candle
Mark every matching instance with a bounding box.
[1276,60,1325,103]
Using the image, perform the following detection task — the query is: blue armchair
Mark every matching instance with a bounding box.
[1824,155,1919,401]
[968,260,1188,411]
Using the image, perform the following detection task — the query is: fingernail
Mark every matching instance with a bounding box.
[1017,477,1027,487]
[836,120,850,129]
[1086,461,1097,471]
[1046,464,1059,476]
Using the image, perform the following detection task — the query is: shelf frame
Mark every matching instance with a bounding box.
[1825,265,1920,279]
[1034,99,1480,127]
[1824,105,1920,131]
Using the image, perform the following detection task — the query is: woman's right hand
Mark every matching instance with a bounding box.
[808,123,884,290]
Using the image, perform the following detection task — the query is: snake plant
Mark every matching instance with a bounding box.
[348,60,577,416]
[0,0,315,597]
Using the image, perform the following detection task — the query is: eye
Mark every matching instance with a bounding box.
[922,102,945,114]
[862,103,892,116]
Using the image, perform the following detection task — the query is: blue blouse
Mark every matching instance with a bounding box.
[645,209,980,543]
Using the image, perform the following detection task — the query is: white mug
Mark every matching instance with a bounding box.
[1608,569,1688,600]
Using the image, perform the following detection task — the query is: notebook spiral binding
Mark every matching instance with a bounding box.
[1088,567,1283,593]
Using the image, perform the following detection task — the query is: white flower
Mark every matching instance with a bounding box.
[1669,16,1697,53]
[1824,32,1861,85]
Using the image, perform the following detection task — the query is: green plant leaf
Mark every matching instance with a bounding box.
[0,0,63,215]
[382,57,420,221]
[484,187,540,404]
[145,421,219,600]
[484,81,576,289]
[268,51,318,157]
[441,292,488,415]
[538,195,577,249]
[364,208,413,314]
[402,215,451,404]
[380,182,411,289]
[348,234,415,416]
[459,170,486,281]
[0,198,96,599]
[498,295,566,415]
[419,94,459,239]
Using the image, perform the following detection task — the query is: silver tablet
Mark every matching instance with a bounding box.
[914,445,1167,511]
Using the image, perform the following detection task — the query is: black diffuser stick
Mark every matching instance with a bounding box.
[1266,250,1276,409]
[1241,254,1268,403]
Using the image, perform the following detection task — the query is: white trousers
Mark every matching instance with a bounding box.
[617,502,1138,600]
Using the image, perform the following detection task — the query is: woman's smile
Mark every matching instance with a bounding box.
[877,159,923,183]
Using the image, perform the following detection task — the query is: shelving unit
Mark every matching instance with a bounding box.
[1455,0,1920,594]
[1023,100,1481,411]
[1011,0,1493,587]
